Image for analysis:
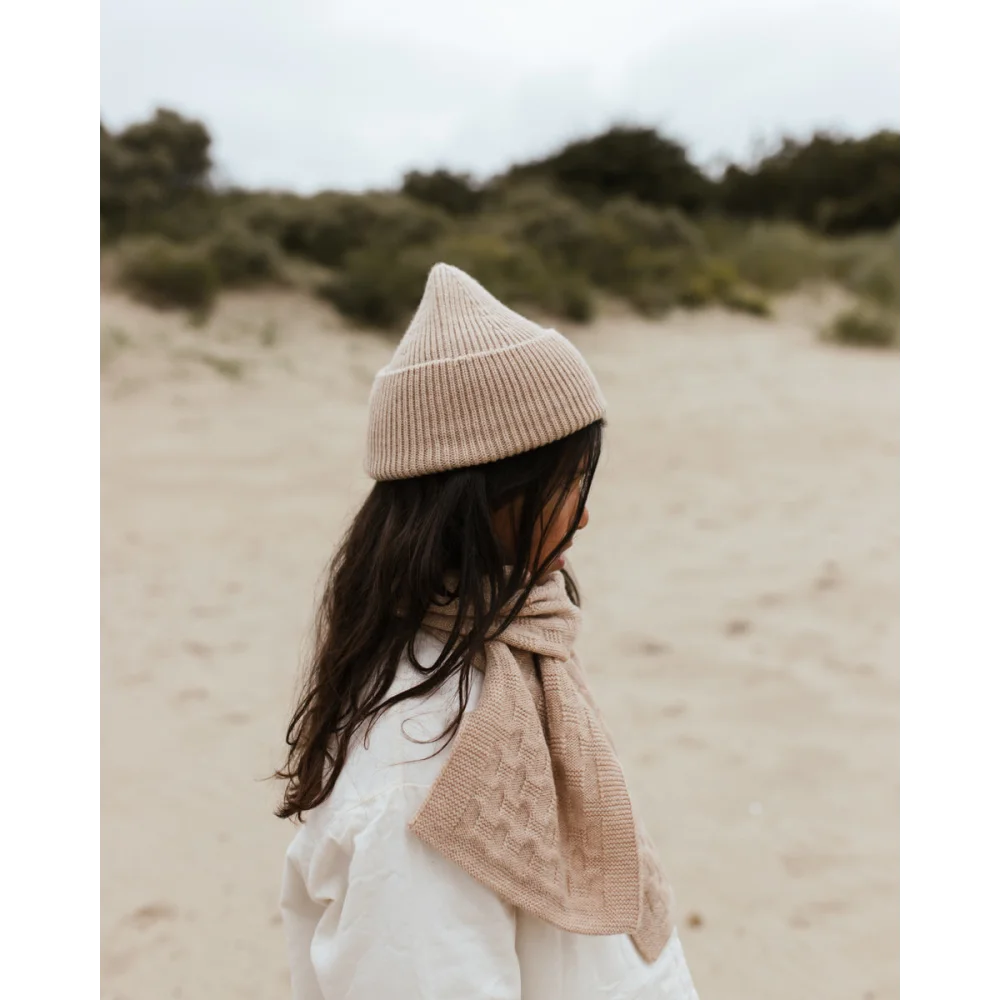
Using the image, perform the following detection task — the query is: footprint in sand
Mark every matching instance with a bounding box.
[127,901,178,931]
[788,898,850,928]
[173,687,209,705]
[675,733,706,749]
[660,702,687,718]
[635,638,672,656]
[120,671,152,687]
[813,560,842,592]
[781,851,844,878]
[191,605,224,619]
[756,592,785,608]
[102,945,137,977]
[824,658,875,677]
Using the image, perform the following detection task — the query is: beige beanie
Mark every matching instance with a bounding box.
[366,263,607,480]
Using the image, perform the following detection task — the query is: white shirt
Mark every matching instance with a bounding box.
[280,631,700,1000]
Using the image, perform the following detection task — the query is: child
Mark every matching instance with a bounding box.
[277,263,699,999]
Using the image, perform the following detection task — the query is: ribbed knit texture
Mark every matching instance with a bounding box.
[409,569,674,963]
[365,263,607,480]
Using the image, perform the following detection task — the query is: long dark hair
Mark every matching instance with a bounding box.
[275,419,604,820]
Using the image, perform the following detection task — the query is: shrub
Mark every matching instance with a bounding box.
[825,305,899,349]
[489,183,600,273]
[580,198,705,294]
[239,192,451,269]
[316,247,429,329]
[557,273,596,323]
[717,130,899,234]
[607,249,742,316]
[824,230,899,310]
[613,250,770,317]
[205,222,284,287]
[676,257,743,309]
[718,222,827,292]
[424,232,593,322]
[238,193,353,266]
[101,110,215,242]
[844,253,899,310]
[504,125,714,213]
[119,237,219,312]
[229,192,306,242]
[402,170,483,215]
[720,283,772,317]
[613,247,690,315]
[318,233,595,329]
[598,197,704,252]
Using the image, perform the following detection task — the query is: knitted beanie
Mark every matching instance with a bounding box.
[365,263,607,480]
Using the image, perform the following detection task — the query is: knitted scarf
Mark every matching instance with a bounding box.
[409,568,673,962]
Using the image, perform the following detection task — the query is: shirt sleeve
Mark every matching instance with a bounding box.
[292,786,521,1000]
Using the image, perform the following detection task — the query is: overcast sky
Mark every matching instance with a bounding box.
[100,0,899,193]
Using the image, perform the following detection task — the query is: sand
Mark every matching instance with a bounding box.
[101,288,899,1000]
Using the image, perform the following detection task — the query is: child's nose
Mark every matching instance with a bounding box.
[579,505,590,530]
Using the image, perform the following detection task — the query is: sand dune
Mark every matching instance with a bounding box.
[101,289,899,999]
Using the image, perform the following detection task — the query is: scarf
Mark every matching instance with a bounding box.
[408,567,673,962]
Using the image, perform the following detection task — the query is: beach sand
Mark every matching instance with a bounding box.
[101,289,899,999]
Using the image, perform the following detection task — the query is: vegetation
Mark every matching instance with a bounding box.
[825,305,899,349]
[101,110,899,342]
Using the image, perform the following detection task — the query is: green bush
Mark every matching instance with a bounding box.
[556,273,596,323]
[598,197,704,252]
[316,247,429,329]
[612,250,770,318]
[318,233,595,329]
[488,183,600,273]
[362,195,452,251]
[484,186,708,302]
[720,283,772,317]
[605,248,736,316]
[612,247,690,315]
[844,254,899,310]
[504,125,714,213]
[238,191,451,269]
[824,230,899,310]
[402,170,483,215]
[704,221,897,312]
[677,257,743,309]
[101,110,216,242]
[718,131,899,234]
[426,232,593,322]
[228,192,306,242]
[205,222,284,287]
[579,199,705,294]
[717,222,827,292]
[119,237,219,312]
[122,195,222,244]
[825,305,899,349]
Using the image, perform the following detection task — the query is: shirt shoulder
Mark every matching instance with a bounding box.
[313,629,481,821]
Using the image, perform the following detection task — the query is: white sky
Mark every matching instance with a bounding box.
[100,0,899,192]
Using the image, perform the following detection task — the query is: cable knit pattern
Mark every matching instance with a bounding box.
[365,263,607,481]
[409,569,674,963]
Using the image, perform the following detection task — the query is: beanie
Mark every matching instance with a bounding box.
[365,263,607,480]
